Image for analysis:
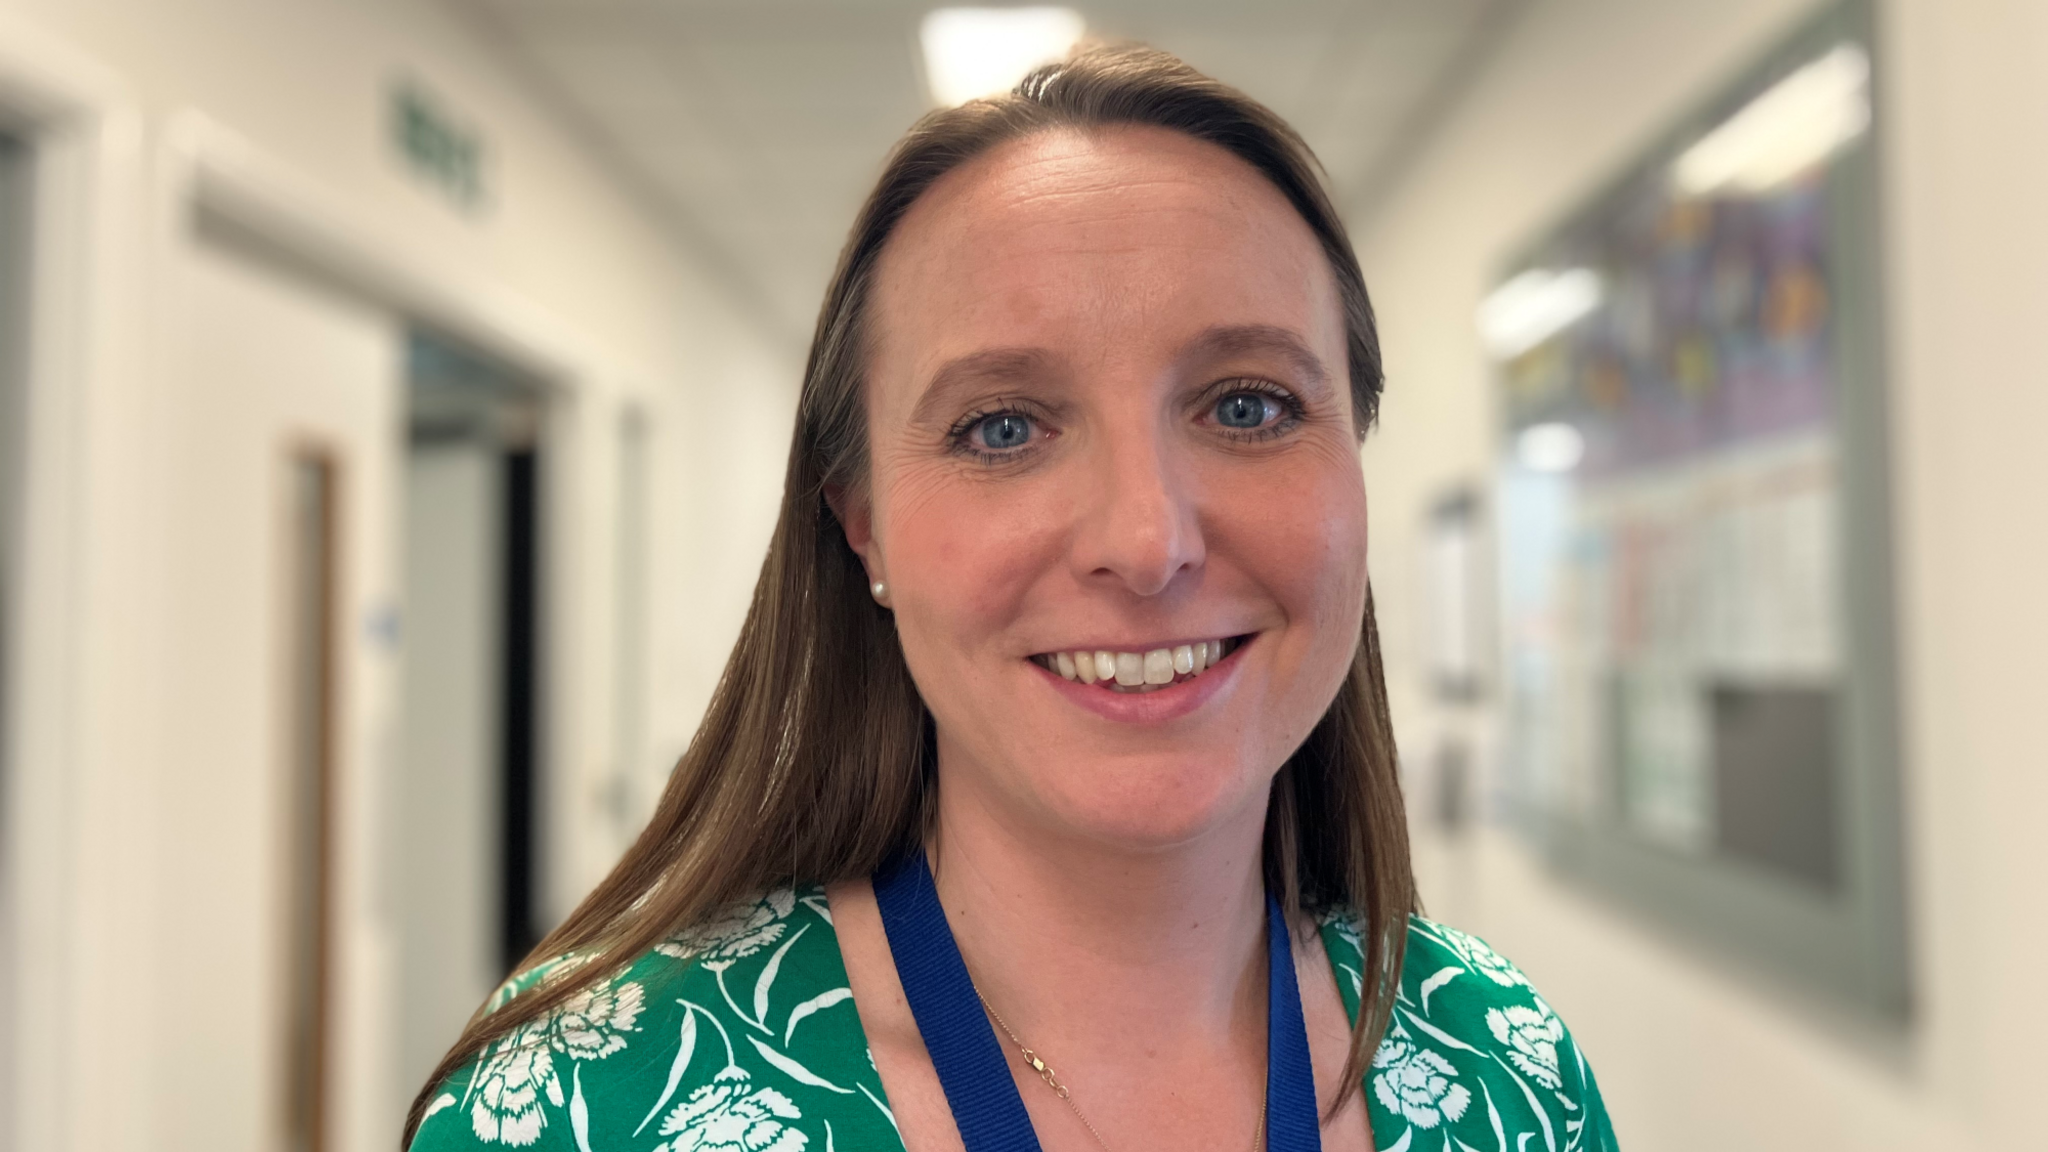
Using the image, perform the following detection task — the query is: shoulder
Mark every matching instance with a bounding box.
[408,884,902,1152]
[1317,911,1620,1152]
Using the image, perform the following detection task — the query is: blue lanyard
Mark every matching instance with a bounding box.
[872,852,1321,1151]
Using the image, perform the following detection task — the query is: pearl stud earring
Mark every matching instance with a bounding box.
[871,581,888,602]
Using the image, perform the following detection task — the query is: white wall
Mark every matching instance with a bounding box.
[1354,0,2048,1148]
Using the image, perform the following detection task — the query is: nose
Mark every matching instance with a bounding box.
[1070,420,1205,597]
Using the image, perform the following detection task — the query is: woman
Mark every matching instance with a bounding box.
[406,45,1615,1152]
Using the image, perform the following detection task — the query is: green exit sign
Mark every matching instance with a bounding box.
[390,79,489,214]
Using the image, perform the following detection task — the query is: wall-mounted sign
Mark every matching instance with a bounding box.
[1489,0,1906,1021]
[389,78,489,215]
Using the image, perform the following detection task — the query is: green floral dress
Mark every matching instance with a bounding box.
[409,886,1617,1152]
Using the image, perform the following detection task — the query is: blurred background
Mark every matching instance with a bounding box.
[0,1,2041,1149]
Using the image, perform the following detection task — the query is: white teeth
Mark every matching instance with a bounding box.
[1042,638,1239,690]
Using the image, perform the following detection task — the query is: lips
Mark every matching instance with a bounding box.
[1029,636,1247,693]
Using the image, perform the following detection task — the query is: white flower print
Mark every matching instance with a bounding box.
[1487,999,1565,1090]
[1371,1020,1471,1130]
[557,980,646,1060]
[660,889,799,965]
[470,1026,561,1146]
[1434,924,1529,988]
[657,1065,809,1152]
[467,977,647,1145]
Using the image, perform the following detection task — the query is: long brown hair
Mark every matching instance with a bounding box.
[405,43,1414,1145]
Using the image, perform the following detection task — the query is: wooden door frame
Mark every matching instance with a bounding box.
[276,441,344,1152]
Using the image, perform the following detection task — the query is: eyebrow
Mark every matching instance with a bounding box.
[1180,323,1331,391]
[909,347,1056,429]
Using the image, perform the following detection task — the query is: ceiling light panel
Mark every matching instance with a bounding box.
[1671,43,1870,198]
[920,7,1087,107]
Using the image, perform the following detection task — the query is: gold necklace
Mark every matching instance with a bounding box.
[974,988,1268,1152]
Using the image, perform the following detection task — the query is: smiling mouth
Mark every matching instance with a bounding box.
[1029,636,1249,694]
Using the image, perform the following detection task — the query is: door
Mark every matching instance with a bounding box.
[156,225,403,1152]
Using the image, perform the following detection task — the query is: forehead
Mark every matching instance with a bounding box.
[868,125,1342,389]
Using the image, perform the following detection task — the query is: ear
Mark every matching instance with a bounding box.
[825,482,879,580]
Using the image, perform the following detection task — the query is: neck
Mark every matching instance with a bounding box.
[926,769,1271,1049]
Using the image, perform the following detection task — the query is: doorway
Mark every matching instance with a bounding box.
[398,329,548,1092]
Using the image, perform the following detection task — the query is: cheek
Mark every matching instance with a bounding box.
[876,459,1066,660]
[1221,460,1369,766]
[1215,453,1371,632]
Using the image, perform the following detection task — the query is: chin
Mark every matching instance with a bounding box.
[1028,751,1267,851]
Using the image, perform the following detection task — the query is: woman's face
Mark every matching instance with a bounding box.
[846,125,1370,851]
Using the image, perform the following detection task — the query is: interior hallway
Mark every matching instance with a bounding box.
[0,2,2042,1150]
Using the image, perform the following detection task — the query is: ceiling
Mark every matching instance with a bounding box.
[451,0,1508,347]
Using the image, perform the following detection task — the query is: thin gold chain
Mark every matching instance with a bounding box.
[974,989,1266,1152]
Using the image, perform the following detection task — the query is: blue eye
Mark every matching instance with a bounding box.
[1215,392,1277,429]
[976,413,1033,450]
